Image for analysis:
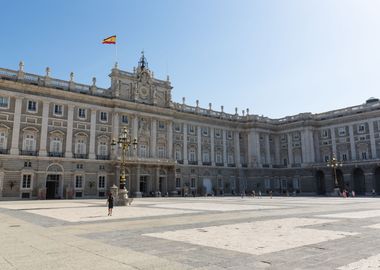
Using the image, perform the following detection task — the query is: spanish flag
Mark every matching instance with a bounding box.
[102,35,116,44]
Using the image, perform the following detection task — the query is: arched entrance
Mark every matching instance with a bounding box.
[46,164,64,199]
[374,167,380,195]
[353,168,365,195]
[315,170,326,195]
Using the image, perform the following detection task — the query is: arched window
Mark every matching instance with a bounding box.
[158,145,165,158]
[175,147,182,160]
[189,148,196,162]
[98,141,108,156]
[23,133,36,151]
[50,136,62,153]
[216,150,222,163]
[202,151,210,162]
[74,134,87,157]
[139,144,147,158]
[0,129,8,150]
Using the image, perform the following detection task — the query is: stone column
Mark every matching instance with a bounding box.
[156,166,160,192]
[331,127,337,156]
[65,105,74,158]
[301,128,315,164]
[247,130,261,167]
[133,115,138,157]
[223,130,227,166]
[39,101,50,157]
[135,165,141,197]
[369,120,377,159]
[150,119,157,158]
[111,112,119,159]
[89,109,97,159]
[287,133,293,167]
[10,98,22,155]
[234,131,241,167]
[265,133,270,166]
[168,121,173,159]
[210,127,215,166]
[197,126,202,165]
[183,123,188,165]
[274,135,280,165]
[247,131,253,166]
[349,125,356,160]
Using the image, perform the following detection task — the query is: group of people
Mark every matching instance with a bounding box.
[341,189,355,198]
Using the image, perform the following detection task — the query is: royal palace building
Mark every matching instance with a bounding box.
[0,54,380,199]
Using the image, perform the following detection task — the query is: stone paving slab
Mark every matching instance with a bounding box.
[0,197,380,269]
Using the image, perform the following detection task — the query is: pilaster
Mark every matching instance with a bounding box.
[168,121,173,159]
[10,98,22,155]
[349,125,356,160]
[210,127,215,166]
[287,133,293,168]
[38,101,50,157]
[151,119,157,158]
[197,126,202,165]
[65,105,74,158]
[369,120,377,159]
[234,131,241,167]
[89,109,97,159]
[183,124,188,165]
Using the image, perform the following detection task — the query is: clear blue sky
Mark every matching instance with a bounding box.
[2,0,380,118]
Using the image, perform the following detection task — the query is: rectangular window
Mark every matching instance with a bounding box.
[321,130,328,138]
[24,161,32,167]
[338,127,346,136]
[227,131,232,139]
[188,125,195,134]
[202,127,209,136]
[362,152,367,160]
[293,178,300,189]
[174,123,181,132]
[342,153,347,161]
[78,108,86,119]
[98,176,105,189]
[158,146,165,158]
[100,112,108,122]
[99,165,105,170]
[75,175,83,189]
[158,121,165,129]
[358,124,365,133]
[22,174,32,189]
[140,145,147,158]
[76,164,83,169]
[202,152,210,162]
[190,178,196,188]
[27,101,37,112]
[54,104,63,116]
[0,97,9,108]
[324,155,330,162]
[215,129,221,138]
[121,115,128,124]
[265,179,271,189]
[175,178,181,188]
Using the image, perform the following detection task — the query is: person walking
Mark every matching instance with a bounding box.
[107,193,114,216]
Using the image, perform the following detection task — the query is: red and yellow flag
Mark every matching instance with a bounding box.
[102,35,116,44]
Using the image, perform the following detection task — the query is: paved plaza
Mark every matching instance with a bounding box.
[0,197,380,269]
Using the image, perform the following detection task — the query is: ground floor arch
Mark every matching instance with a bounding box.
[315,170,326,195]
[353,168,365,195]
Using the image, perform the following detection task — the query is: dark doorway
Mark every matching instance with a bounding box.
[159,177,165,193]
[353,168,365,195]
[46,174,59,199]
[336,169,345,192]
[316,170,326,195]
[375,167,380,195]
[140,176,147,194]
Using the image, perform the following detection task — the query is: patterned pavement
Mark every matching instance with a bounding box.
[0,196,379,269]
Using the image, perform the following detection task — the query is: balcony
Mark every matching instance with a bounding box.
[292,163,301,168]
[262,164,270,168]
[227,163,236,167]
[73,153,88,159]
[176,160,184,164]
[241,163,248,168]
[216,162,224,167]
[188,160,198,165]
[96,155,110,160]
[0,148,9,154]
[202,161,211,166]
[48,152,64,157]
[20,150,39,156]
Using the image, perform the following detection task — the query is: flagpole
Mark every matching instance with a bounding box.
[115,41,118,66]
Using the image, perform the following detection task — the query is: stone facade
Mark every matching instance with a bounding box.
[1,55,380,199]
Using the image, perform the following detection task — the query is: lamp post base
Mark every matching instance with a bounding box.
[118,188,129,206]
[331,187,341,197]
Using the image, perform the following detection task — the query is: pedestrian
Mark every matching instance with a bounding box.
[258,190,262,198]
[372,189,376,197]
[351,190,355,197]
[107,192,114,216]
[252,190,256,198]
[269,190,273,199]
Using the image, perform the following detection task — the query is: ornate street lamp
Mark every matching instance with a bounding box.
[111,127,137,204]
[326,153,343,189]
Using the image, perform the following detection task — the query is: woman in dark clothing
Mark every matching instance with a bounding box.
[107,193,114,216]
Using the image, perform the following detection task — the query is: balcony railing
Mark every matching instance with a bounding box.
[216,162,224,167]
[48,152,64,157]
[96,155,110,160]
[176,160,184,164]
[73,153,88,159]
[202,161,211,166]
[227,163,236,167]
[20,150,39,156]
[241,163,248,168]
[0,148,9,154]
[188,160,198,165]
